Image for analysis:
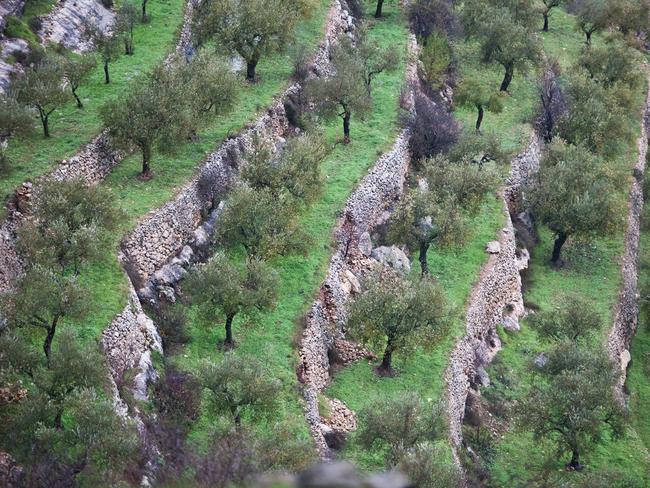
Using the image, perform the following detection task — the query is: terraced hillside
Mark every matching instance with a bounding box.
[1,0,649,486]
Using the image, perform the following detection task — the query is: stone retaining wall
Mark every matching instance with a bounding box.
[444,135,540,467]
[607,74,650,396]
[299,130,412,456]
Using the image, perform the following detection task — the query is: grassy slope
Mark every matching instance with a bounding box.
[325,7,540,473]
[62,0,332,345]
[483,8,650,486]
[168,5,410,450]
[1,0,185,205]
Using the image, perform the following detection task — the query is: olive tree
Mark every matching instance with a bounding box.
[305,34,373,142]
[387,156,496,275]
[115,0,138,55]
[0,330,138,484]
[540,0,564,32]
[101,59,237,178]
[556,73,635,158]
[0,93,32,139]
[17,178,122,273]
[462,0,540,91]
[185,254,278,349]
[194,0,304,81]
[455,75,505,132]
[240,132,328,203]
[577,41,643,89]
[14,55,70,137]
[1,265,88,366]
[518,343,625,470]
[0,93,32,171]
[83,21,120,84]
[567,0,611,44]
[62,52,96,108]
[527,139,624,265]
[356,394,442,464]
[215,186,309,258]
[529,294,602,342]
[199,354,281,426]
[346,270,451,376]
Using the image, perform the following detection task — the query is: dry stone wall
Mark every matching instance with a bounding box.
[444,135,540,467]
[607,75,650,396]
[299,130,412,457]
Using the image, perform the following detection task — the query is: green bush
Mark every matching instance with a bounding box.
[418,30,452,89]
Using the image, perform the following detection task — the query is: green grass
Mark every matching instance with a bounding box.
[478,9,650,485]
[165,4,411,452]
[1,0,186,205]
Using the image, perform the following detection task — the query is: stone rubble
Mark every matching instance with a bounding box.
[607,72,650,398]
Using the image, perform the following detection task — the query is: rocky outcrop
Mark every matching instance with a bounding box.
[40,0,114,51]
[0,0,25,33]
[607,74,650,397]
[444,134,540,468]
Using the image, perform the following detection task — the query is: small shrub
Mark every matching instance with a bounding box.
[152,367,202,426]
[407,94,459,165]
[418,30,452,90]
[291,44,311,82]
[155,304,190,349]
[100,0,114,8]
[27,16,42,33]
[194,430,260,488]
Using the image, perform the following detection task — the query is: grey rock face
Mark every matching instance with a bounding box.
[371,246,411,273]
[534,352,548,368]
[358,231,373,257]
[486,241,501,254]
[40,0,114,51]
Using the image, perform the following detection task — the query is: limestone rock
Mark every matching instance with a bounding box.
[358,232,373,257]
[534,353,548,368]
[486,241,501,254]
[153,263,187,287]
[502,314,520,332]
[371,246,411,273]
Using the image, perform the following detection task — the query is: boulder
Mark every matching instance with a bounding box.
[486,241,501,254]
[343,270,361,294]
[534,352,548,368]
[153,263,187,287]
[297,461,360,488]
[502,313,520,332]
[358,232,373,257]
[371,246,411,273]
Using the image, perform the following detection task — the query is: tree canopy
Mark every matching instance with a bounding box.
[346,270,451,375]
[185,254,278,348]
[199,353,282,426]
[527,139,624,265]
[194,0,310,81]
